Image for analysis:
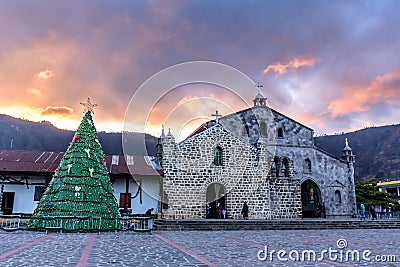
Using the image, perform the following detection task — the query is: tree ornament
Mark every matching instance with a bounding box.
[89,168,94,177]
[67,164,73,174]
[84,148,91,158]
[75,186,81,197]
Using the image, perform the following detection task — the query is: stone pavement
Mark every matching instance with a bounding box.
[0,229,398,266]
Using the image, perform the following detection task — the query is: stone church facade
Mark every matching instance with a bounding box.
[158,92,357,219]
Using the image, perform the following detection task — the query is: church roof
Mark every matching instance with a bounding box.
[185,122,208,139]
[183,106,313,141]
[254,93,265,99]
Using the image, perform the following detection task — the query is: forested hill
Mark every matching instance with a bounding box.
[0,114,157,156]
[314,124,400,181]
[1,113,400,180]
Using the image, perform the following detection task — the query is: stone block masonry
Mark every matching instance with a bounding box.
[160,104,356,219]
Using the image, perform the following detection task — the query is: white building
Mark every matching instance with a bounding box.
[0,150,161,215]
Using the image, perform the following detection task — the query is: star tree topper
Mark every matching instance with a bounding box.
[80,98,97,113]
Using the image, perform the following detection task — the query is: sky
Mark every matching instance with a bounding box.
[1,1,400,140]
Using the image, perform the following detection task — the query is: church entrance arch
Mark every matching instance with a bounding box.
[206,183,226,219]
[301,179,321,218]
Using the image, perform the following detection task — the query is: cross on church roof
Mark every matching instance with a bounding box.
[211,110,222,123]
[256,82,263,95]
[80,98,97,113]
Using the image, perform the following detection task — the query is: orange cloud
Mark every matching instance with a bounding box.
[34,70,55,79]
[27,89,42,95]
[37,106,74,116]
[328,70,400,116]
[263,57,320,74]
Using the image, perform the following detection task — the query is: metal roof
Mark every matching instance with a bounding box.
[0,150,163,177]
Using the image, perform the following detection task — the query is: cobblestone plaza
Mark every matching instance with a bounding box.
[0,229,398,266]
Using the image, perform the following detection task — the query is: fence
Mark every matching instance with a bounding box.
[0,215,153,233]
[122,216,154,233]
[0,215,21,231]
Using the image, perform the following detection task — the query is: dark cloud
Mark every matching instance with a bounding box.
[0,1,399,135]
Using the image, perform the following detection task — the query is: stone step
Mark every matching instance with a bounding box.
[153,219,400,231]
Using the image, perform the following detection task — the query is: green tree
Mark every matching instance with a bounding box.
[355,180,397,210]
[28,109,122,231]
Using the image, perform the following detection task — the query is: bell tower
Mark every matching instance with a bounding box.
[342,138,355,164]
[342,138,357,216]
[253,82,267,107]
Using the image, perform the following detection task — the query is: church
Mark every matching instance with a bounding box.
[157,88,357,219]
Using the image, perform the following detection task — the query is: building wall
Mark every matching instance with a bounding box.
[162,124,303,219]
[3,177,45,214]
[113,176,160,214]
[1,175,160,215]
[275,145,356,217]
[161,105,356,219]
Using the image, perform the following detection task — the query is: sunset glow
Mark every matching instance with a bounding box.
[0,1,399,138]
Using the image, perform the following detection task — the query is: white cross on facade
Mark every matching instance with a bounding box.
[211,110,222,123]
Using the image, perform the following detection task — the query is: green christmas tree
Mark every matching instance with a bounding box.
[28,99,122,232]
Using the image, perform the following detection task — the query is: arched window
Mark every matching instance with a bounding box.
[304,158,312,173]
[243,125,250,135]
[271,157,279,176]
[335,190,342,204]
[260,121,267,136]
[282,157,290,177]
[214,146,223,166]
[278,128,284,138]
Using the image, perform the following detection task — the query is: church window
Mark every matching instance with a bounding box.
[282,158,290,177]
[260,121,267,136]
[304,158,312,173]
[278,128,284,138]
[271,157,279,176]
[214,146,223,166]
[335,190,342,204]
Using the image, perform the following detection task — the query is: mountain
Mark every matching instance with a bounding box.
[314,124,400,181]
[1,114,399,180]
[0,114,158,156]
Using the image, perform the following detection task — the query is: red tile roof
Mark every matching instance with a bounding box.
[0,150,163,177]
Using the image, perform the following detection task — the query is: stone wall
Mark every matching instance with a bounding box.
[161,105,356,219]
[275,145,356,217]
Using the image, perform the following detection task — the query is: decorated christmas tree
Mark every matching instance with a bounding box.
[28,99,122,232]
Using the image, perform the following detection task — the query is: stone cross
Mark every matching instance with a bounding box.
[256,82,263,95]
[211,111,222,123]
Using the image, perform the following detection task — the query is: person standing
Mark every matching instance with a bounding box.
[206,203,210,219]
[360,203,366,220]
[322,202,326,218]
[317,202,322,218]
[144,208,154,230]
[241,201,249,219]
[371,205,377,220]
[216,203,223,219]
